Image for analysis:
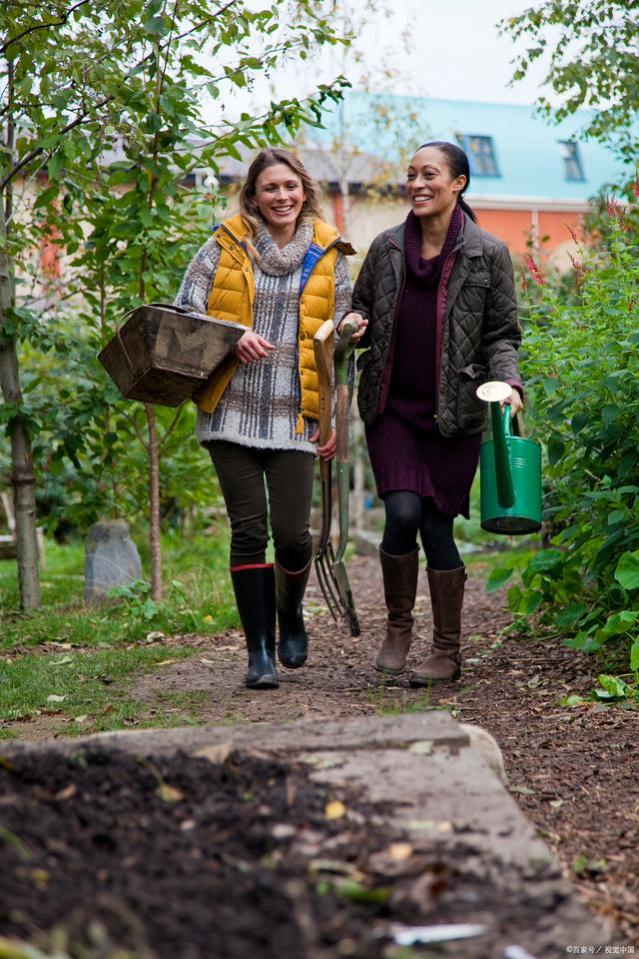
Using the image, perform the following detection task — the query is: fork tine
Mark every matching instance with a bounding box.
[315,554,341,621]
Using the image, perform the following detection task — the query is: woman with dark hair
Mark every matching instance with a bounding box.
[176,148,353,690]
[342,141,523,684]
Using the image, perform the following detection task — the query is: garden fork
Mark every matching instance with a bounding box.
[312,320,360,636]
[313,321,342,622]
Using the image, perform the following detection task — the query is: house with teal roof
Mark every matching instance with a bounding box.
[299,91,631,263]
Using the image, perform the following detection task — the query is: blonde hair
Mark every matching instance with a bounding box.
[238,148,325,240]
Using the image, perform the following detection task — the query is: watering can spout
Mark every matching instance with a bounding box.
[491,403,516,509]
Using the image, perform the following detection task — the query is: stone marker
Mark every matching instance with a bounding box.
[84,519,142,604]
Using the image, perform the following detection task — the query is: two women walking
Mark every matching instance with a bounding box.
[177,141,523,690]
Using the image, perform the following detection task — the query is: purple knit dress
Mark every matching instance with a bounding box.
[365,206,482,518]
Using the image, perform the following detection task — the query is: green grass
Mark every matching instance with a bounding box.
[0,530,238,651]
[0,644,198,732]
[0,531,240,734]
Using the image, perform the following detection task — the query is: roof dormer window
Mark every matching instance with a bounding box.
[458,134,499,177]
[559,141,585,181]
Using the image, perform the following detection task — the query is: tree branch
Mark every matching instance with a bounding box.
[126,409,149,451]
[1,0,94,56]
[157,405,184,449]
[0,0,243,192]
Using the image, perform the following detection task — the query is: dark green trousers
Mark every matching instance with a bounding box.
[206,440,315,569]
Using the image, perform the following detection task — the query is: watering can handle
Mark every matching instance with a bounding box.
[490,402,516,509]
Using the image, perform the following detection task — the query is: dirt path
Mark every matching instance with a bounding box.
[3,553,638,943]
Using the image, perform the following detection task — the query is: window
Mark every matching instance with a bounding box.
[458,134,499,177]
[559,141,584,181]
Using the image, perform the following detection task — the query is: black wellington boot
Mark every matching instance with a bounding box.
[275,559,311,668]
[230,564,278,689]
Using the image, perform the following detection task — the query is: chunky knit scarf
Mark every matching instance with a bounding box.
[254,219,314,275]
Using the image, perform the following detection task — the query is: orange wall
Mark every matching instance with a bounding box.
[474,209,533,256]
[538,210,583,249]
[473,207,585,261]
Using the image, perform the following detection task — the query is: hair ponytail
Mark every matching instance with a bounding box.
[458,195,477,223]
[418,141,477,222]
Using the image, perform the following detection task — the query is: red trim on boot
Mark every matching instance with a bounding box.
[230,562,274,573]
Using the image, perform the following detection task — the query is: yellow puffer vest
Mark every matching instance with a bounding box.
[193,215,352,431]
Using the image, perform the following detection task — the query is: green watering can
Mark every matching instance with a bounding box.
[477,381,542,535]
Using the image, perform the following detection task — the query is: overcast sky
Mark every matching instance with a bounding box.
[314,0,548,104]
[205,0,555,124]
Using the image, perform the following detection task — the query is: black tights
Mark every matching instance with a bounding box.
[381,491,462,570]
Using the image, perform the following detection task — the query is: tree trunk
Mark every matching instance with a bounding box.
[145,402,162,601]
[0,246,40,609]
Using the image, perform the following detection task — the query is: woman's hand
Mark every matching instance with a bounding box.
[234,330,275,364]
[339,312,368,343]
[309,427,336,461]
[501,388,524,418]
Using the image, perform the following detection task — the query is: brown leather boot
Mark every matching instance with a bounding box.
[410,566,466,685]
[374,547,419,674]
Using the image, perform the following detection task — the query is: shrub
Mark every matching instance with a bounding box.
[496,208,639,684]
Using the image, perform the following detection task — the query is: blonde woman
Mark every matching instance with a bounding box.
[176,148,353,689]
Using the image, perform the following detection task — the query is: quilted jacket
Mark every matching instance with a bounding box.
[352,213,522,437]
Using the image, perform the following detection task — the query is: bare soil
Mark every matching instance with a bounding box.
[2,553,638,947]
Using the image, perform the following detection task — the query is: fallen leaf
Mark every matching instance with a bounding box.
[156,784,184,803]
[272,823,296,840]
[31,868,50,888]
[192,742,232,765]
[309,859,365,880]
[409,740,433,755]
[54,784,77,801]
[336,879,392,905]
[388,842,413,861]
[46,694,66,703]
[325,800,346,820]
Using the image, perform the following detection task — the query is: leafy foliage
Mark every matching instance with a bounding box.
[492,210,639,687]
[500,1,639,159]
[1,1,350,545]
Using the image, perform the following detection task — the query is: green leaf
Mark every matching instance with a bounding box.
[630,638,639,672]
[571,412,590,433]
[547,440,565,466]
[614,550,639,590]
[33,185,59,210]
[529,549,563,574]
[564,630,602,652]
[596,674,633,699]
[561,694,587,707]
[554,603,588,628]
[598,609,639,638]
[145,112,163,133]
[486,566,514,592]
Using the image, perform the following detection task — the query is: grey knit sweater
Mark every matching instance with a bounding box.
[176,220,352,452]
